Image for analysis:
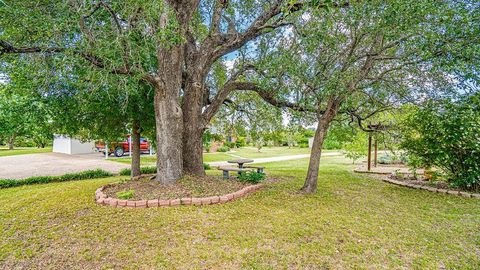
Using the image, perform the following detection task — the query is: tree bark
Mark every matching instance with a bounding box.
[182,122,205,176]
[301,99,341,193]
[182,70,208,176]
[301,119,330,193]
[131,120,141,178]
[154,88,184,184]
[7,134,16,150]
[153,42,185,184]
[150,2,199,184]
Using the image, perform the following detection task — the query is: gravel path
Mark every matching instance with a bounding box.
[0,153,129,179]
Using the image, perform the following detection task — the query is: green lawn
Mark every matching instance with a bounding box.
[0,146,52,157]
[1,156,479,269]
[230,146,312,158]
[110,152,234,165]
[109,147,324,165]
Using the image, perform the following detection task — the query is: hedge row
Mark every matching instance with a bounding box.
[0,169,113,189]
[119,166,157,176]
[119,164,211,176]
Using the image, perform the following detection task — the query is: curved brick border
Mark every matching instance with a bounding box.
[95,184,263,208]
[383,176,480,199]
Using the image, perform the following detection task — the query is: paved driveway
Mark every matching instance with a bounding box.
[0,153,129,179]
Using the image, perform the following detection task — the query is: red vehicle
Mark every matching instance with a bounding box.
[95,136,151,157]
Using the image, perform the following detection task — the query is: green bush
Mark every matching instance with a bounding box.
[298,143,309,148]
[400,94,480,191]
[203,163,211,170]
[217,146,230,152]
[298,138,309,146]
[238,171,265,184]
[0,169,112,189]
[235,137,246,147]
[224,141,236,148]
[116,190,134,200]
[119,166,157,176]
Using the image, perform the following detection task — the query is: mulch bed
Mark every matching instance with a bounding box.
[104,175,250,200]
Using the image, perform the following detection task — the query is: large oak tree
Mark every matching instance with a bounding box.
[0,0,341,183]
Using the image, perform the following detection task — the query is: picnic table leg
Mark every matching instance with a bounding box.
[223,170,229,180]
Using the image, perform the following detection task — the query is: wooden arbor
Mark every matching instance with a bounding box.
[366,123,389,171]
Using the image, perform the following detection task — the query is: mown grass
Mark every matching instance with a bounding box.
[0,147,52,157]
[231,146,312,158]
[109,147,318,166]
[1,156,479,269]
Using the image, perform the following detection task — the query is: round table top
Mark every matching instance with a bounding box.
[227,159,254,164]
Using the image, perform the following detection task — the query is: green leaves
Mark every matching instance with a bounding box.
[401,93,480,191]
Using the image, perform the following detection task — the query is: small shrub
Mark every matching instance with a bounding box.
[0,169,112,189]
[235,137,246,147]
[203,163,211,170]
[117,190,134,200]
[392,169,403,180]
[238,171,265,184]
[217,146,230,152]
[378,155,393,165]
[298,143,309,148]
[224,142,236,148]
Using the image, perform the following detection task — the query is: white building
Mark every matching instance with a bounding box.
[52,135,95,155]
[308,137,314,149]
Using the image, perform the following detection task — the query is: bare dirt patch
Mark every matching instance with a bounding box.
[103,175,250,200]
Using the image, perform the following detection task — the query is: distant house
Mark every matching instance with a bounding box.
[52,135,94,155]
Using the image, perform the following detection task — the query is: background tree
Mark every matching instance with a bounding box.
[240,0,479,193]
[1,55,155,177]
[343,131,368,164]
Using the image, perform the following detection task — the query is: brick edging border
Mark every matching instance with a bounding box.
[353,169,391,175]
[95,184,264,208]
[383,176,480,199]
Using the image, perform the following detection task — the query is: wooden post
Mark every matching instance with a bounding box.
[367,133,372,171]
[128,134,132,157]
[105,141,108,159]
[374,136,378,167]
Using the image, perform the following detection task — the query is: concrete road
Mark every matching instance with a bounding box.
[0,153,129,179]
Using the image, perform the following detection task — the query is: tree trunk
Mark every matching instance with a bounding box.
[182,123,205,176]
[154,90,184,184]
[301,99,341,194]
[131,120,141,178]
[7,134,15,150]
[181,71,208,176]
[153,43,185,184]
[301,120,330,193]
